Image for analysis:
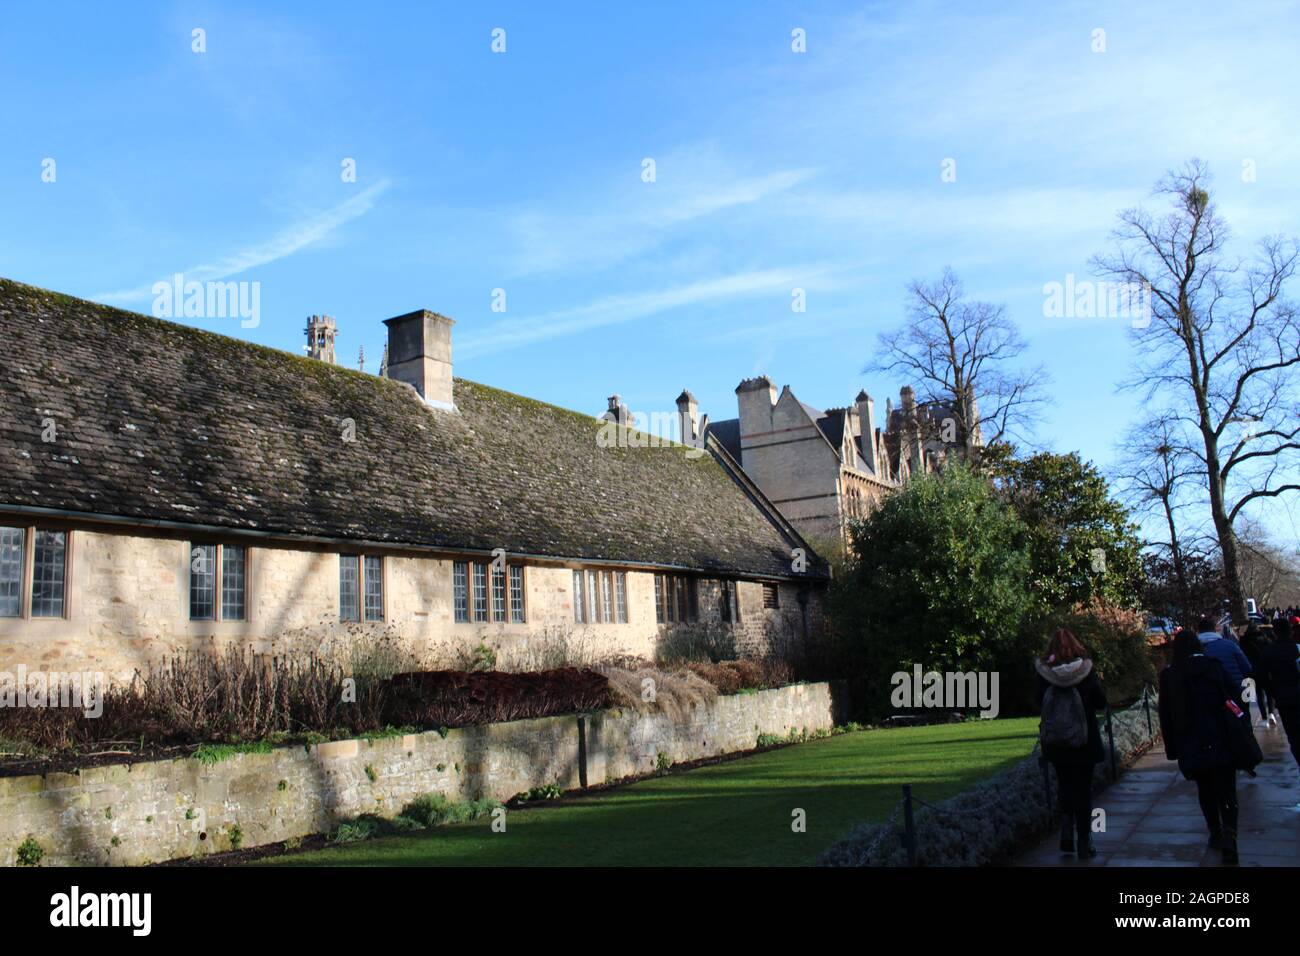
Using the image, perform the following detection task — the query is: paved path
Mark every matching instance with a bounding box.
[1016,722,1300,866]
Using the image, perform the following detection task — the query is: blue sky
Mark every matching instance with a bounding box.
[3,0,1299,541]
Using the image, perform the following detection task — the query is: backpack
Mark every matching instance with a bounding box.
[1040,684,1088,748]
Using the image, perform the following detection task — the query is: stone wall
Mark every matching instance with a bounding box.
[0,525,825,682]
[0,682,839,866]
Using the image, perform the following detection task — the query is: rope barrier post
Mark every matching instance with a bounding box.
[902,784,918,867]
[1106,706,1117,781]
[1142,685,1153,739]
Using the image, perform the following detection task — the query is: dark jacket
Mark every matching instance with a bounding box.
[1197,632,1252,692]
[1158,654,1236,778]
[1259,639,1300,709]
[1034,657,1107,765]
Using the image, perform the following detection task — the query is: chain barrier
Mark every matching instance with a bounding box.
[889,699,1160,865]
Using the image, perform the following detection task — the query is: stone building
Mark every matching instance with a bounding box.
[687,376,975,550]
[0,278,827,683]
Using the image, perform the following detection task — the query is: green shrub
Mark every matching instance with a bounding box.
[513,784,562,804]
[16,837,43,866]
[399,793,500,828]
[655,752,671,772]
[229,824,243,850]
[330,815,387,844]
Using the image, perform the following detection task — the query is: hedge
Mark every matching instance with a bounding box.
[818,692,1160,866]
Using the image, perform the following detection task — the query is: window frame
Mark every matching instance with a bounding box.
[338,552,385,624]
[456,560,527,625]
[509,565,526,624]
[614,571,628,624]
[654,573,697,624]
[762,582,781,609]
[0,524,71,621]
[573,568,629,625]
[0,526,24,618]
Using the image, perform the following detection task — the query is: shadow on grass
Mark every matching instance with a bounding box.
[257,718,1039,867]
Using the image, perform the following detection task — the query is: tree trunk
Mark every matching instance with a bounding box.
[1204,436,1248,623]
[1161,493,1191,621]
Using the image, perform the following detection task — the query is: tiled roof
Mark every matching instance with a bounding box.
[0,278,824,581]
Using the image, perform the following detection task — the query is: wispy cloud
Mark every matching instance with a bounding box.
[95,179,391,303]
[507,147,816,278]
[458,265,833,359]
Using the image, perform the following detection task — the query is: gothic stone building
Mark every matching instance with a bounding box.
[687,376,953,549]
[0,278,827,683]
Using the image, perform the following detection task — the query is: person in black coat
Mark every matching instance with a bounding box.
[1158,629,1241,864]
[1240,623,1274,727]
[1034,627,1108,859]
[1259,616,1300,778]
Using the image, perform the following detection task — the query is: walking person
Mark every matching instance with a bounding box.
[1197,615,1253,706]
[1035,628,1108,859]
[1158,629,1248,864]
[1240,622,1275,728]
[1259,616,1300,784]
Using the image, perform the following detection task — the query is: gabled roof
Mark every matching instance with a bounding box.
[0,278,825,581]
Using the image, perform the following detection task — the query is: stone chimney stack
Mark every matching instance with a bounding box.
[900,386,922,475]
[603,394,629,425]
[855,389,877,474]
[305,314,337,364]
[383,309,456,410]
[676,389,699,443]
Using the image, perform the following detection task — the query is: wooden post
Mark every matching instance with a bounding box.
[902,784,918,866]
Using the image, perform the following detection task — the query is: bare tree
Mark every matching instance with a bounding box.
[1095,161,1300,622]
[870,268,1048,454]
[1235,517,1300,610]
[1113,412,1201,616]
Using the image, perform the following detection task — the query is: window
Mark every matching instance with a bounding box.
[654,573,697,624]
[221,544,246,621]
[0,527,25,617]
[472,563,488,622]
[363,555,384,622]
[573,569,627,624]
[509,566,525,623]
[491,565,507,622]
[29,530,66,618]
[454,562,469,623]
[614,572,627,624]
[191,542,246,622]
[600,572,613,623]
[339,554,360,622]
[0,526,72,619]
[458,560,526,624]
[719,580,739,623]
[190,543,217,620]
[762,583,780,609]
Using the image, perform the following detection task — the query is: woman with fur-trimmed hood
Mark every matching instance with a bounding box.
[1034,628,1108,859]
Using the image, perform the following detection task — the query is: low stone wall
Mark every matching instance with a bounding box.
[0,682,838,866]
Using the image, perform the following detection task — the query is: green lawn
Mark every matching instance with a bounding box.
[254,717,1039,867]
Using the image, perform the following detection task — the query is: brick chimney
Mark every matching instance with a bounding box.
[383,309,455,410]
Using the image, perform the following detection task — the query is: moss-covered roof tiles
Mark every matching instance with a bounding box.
[0,278,823,580]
